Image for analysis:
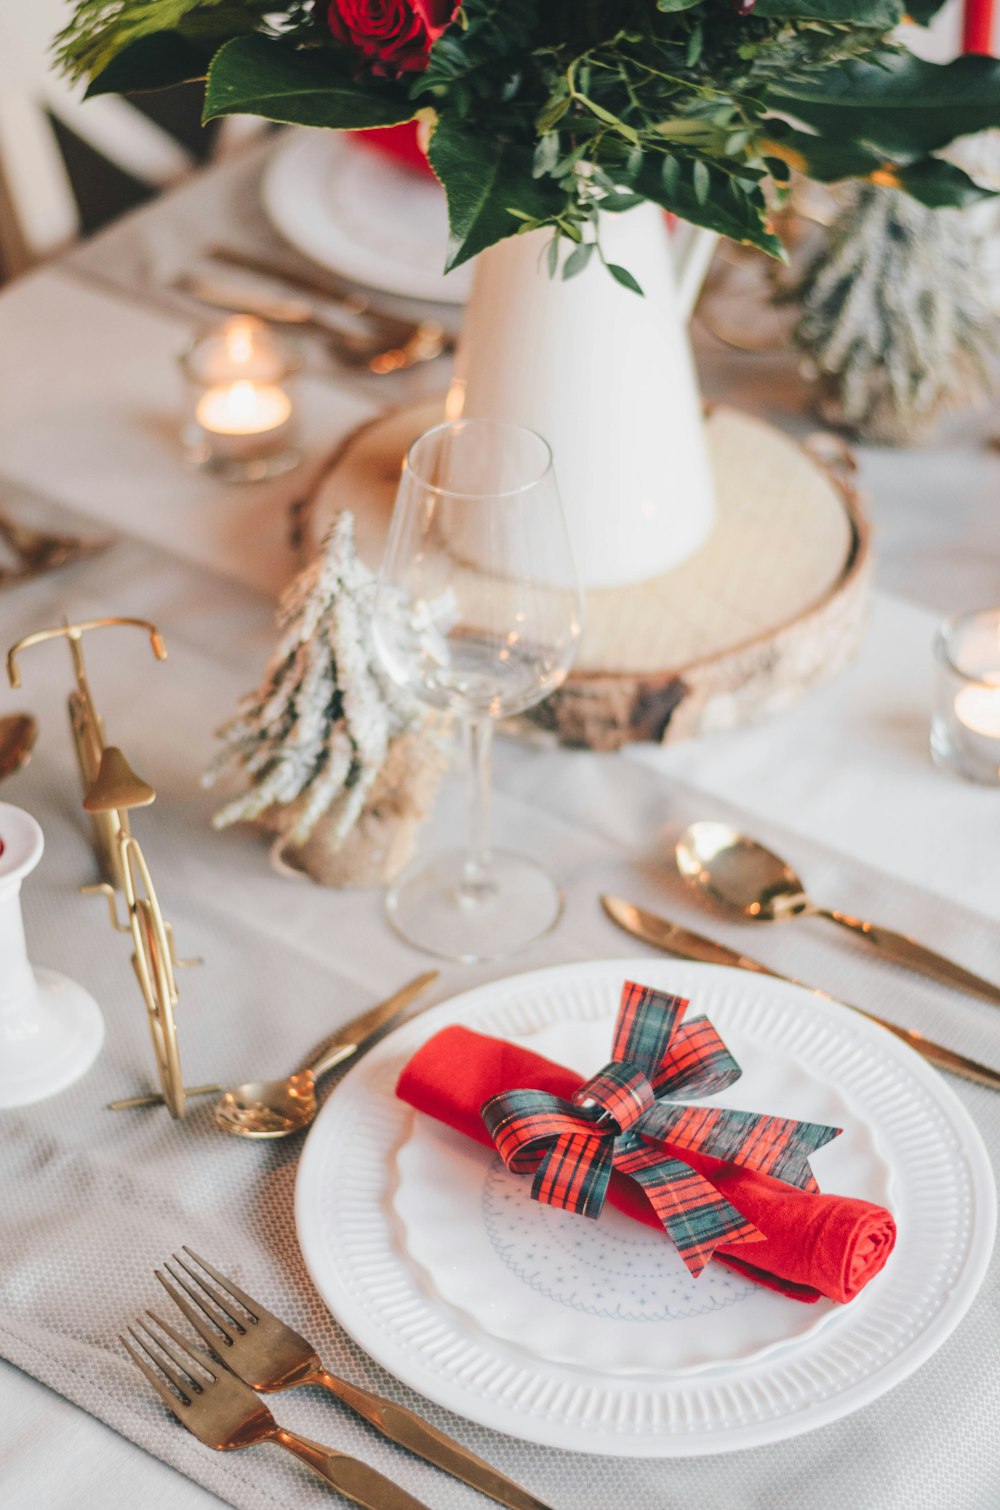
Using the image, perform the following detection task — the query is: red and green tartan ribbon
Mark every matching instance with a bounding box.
[481,980,841,1277]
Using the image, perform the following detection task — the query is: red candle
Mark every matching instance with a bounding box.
[963,0,996,54]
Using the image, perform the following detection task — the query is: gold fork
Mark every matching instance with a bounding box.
[121,1312,432,1509]
[157,1249,555,1510]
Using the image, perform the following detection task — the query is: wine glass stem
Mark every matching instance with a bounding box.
[462,715,494,901]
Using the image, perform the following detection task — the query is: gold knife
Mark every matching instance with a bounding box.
[601,895,1000,1091]
[110,971,439,1111]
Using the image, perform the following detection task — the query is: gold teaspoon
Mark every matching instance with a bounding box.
[675,820,1000,1007]
[214,970,439,1139]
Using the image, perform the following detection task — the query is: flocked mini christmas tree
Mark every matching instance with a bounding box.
[792,184,998,445]
[206,512,443,880]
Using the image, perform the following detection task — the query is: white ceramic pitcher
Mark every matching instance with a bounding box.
[446,206,717,590]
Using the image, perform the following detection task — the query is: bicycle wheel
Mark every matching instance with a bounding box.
[122,837,184,1119]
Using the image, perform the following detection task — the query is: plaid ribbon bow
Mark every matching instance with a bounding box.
[481,981,841,1277]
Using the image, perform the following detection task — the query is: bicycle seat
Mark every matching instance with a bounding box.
[83,745,156,812]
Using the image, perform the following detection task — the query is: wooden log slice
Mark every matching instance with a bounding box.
[305,401,871,752]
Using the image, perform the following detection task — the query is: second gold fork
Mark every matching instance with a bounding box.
[157,1248,555,1510]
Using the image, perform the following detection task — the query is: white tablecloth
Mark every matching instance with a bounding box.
[0,139,998,1510]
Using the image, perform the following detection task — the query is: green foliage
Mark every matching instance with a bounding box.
[57,0,1000,277]
[754,0,903,21]
[58,0,273,84]
[205,36,415,129]
[428,115,559,268]
[768,54,1000,156]
[84,32,214,96]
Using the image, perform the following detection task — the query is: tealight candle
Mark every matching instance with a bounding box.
[195,379,293,437]
[180,316,301,482]
[931,609,1000,785]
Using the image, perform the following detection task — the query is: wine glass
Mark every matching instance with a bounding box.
[372,418,583,961]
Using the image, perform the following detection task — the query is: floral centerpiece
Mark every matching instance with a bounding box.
[58,2,1000,277]
[57,3,1000,591]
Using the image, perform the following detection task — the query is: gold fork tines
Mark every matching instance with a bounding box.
[121,1312,432,1508]
[156,1250,557,1510]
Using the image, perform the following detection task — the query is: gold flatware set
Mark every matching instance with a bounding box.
[174,247,451,375]
[601,814,1000,1093]
[123,1249,553,1510]
[602,895,1000,1091]
[676,820,1000,1008]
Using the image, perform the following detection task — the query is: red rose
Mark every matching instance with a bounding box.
[327,0,457,77]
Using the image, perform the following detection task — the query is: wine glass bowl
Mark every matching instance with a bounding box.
[373,419,582,961]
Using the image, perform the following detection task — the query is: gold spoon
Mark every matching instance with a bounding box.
[675,820,1000,1007]
[215,969,438,1139]
[0,713,37,781]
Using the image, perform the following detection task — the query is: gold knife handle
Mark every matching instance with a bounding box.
[744,961,1000,1091]
[823,910,1000,1007]
[272,1429,432,1510]
[742,957,1000,1092]
[315,1371,555,1510]
[846,1011,1000,1089]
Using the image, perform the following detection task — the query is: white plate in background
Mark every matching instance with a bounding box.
[262,130,473,303]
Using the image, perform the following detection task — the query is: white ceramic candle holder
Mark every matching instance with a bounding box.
[0,802,104,1107]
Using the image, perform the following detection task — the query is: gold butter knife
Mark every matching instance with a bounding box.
[601,895,1000,1091]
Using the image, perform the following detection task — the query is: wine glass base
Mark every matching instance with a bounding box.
[385,848,564,963]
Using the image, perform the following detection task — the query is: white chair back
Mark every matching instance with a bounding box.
[0,0,200,275]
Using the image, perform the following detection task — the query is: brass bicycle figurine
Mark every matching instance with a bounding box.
[7,617,205,1118]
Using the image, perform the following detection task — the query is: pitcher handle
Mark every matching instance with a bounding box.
[670,222,719,321]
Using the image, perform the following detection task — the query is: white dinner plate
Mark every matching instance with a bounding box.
[295,959,996,1456]
[262,130,473,304]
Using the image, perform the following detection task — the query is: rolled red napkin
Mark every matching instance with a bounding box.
[396,1024,896,1304]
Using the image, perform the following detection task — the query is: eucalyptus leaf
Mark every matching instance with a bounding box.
[639,159,785,259]
[606,262,644,296]
[562,241,595,279]
[204,36,415,128]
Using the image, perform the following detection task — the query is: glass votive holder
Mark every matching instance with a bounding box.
[180,315,301,482]
[931,608,1000,785]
